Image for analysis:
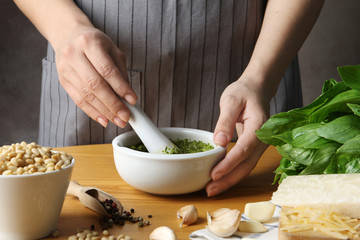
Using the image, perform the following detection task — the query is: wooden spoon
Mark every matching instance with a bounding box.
[123,100,178,154]
[67,180,123,215]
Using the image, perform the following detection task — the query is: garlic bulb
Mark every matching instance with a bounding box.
[207,208,241,237]
[177,205,198,227]
[149,226,177,240]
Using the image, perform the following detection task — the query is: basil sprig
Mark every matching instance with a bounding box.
[256,65,360,184]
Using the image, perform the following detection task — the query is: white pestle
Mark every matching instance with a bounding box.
[122,100,178,154]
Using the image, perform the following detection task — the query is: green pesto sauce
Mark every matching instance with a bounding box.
[128,138,214,154]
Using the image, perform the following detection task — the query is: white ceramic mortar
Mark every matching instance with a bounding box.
[112,128,226,195]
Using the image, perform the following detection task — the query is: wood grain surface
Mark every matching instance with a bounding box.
[44,143,281,240]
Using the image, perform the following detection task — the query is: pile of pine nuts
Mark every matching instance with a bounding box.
[0,141,73,175]
[68,229,132,240]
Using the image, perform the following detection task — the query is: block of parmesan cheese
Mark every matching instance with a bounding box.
[271,173,360,219]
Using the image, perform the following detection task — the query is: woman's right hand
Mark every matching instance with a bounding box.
[55,27,137,128]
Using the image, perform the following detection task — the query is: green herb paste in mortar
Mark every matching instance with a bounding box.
[128,138,214,154]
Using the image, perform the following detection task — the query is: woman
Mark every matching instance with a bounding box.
[14,0,324,196]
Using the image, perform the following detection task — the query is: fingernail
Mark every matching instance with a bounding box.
[212,172,223,181]
[114,117,126,128]
[214,132,228,146]
[207,186,218,197]
[97,117,108,128]
[124,94,136,105]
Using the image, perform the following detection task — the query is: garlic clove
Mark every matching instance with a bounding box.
[177,205,198,227]
[149,226,177,240]
[210,208,231,218]
[244,201,275,223]
[239,220,268,233]
[207,208,241,238]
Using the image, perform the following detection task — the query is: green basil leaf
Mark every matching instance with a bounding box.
[257,65,360,184]
[322,78,338,93]
[276,144,314,166]
[348,103,360,117]
[273,157,307,184]
[273,158,303,184]
[277,172,288,185]
[299,143,340,175]
[273,123,332,149]
[316,115,360,144]
[332,134,360,173]
[309,89,360,123]
[344,158,360,173]
[255,111,308,146]
[338,65,360,91]
[297,81,349,115]
[324,158,338,174]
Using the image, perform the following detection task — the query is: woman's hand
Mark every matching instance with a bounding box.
[55,27,137,128]
[206,78,270,197]
[13,0,137,128]
[206,0,324,196]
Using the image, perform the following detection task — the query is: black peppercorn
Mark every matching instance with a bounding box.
[119,219,125,226]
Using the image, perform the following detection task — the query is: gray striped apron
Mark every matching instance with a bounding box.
[38,0,302,147]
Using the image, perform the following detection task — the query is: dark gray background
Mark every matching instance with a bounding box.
[1,1,359,146]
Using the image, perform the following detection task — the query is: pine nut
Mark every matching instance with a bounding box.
[51,153,60,160]
[16,167,24,175]
[25,159,34,165]
[8,152,17,158]
[46,163,55,169]
[37,167,46,172]
[15,150,25,154]
[10,158,18,167]
[55,160,64,170]
[45,159,56,165]
[31,148,40,156]
[34,157,43,163]
[3,170,12,175]
[38,148,45,156]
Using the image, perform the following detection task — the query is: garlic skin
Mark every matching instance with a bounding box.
[177,205,198,227]
[149,226,177,240]
[207,208,241,237]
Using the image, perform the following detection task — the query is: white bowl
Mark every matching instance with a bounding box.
[0,158,74,240]
[112,128,226,195]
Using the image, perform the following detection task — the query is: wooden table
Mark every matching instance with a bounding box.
[49,143,281,240]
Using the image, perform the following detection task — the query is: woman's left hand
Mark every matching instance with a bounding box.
[206,78,270,197]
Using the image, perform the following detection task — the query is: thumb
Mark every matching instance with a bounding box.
[213,96,244,146]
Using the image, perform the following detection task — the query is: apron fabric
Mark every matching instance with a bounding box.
[38,0,302,147]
